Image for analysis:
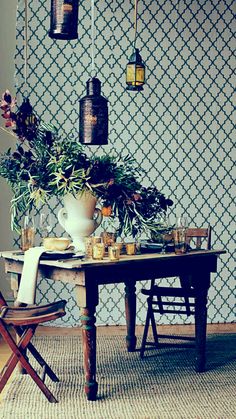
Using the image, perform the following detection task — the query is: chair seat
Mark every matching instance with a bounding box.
[0,300,66,326]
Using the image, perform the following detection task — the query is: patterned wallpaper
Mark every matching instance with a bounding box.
[14,0,235,325]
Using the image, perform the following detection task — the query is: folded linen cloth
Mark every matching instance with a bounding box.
[16,246,45,305]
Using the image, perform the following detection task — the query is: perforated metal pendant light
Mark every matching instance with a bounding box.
[79,77,108,145]
[79,0,109,145]
[49,0,79,40]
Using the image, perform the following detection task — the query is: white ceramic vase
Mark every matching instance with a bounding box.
[57,191,102,252]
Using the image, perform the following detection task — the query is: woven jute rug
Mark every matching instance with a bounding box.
[1,334,236,419]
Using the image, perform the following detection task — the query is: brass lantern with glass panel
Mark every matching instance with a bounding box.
[126,48,145,91]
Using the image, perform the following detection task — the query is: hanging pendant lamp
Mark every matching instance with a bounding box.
[79,0,108,145]
[126,0,145,91]
[79,78,108,145]
[49,0,79,40]
[15,97,37,141]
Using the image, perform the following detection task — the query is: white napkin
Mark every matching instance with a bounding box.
[16,246,45,305]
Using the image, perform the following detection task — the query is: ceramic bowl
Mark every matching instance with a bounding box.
[43,237,71,251]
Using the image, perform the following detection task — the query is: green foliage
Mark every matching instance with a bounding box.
[0,123,173,235]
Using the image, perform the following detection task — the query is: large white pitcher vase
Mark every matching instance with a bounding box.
[57,191,103,252]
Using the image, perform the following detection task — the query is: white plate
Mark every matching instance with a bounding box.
[44,249,75,255]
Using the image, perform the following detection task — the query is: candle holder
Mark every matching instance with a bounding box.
[92,243,105,260]
[84,237,93,257]
[108,245,120,261]
[125,242,136,255]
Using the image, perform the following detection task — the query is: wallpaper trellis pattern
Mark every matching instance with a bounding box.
[14,0,235,326]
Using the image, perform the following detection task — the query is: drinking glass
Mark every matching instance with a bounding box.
[39,213,53,239]
[159,214,170,253]
[21,214,35,251]
[173,215,189,254]
[175,216,188,229]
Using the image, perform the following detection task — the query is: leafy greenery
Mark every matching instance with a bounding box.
[0,121,173,236]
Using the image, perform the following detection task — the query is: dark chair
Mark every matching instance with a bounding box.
[0,291,66,402]
[140,226,211,359]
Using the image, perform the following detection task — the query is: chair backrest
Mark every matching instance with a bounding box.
[186,226,211,250]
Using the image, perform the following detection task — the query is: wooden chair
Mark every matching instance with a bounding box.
[140,226,211,359]
[0,291,66,402]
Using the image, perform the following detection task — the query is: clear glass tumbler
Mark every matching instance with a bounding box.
[21,214,35,251]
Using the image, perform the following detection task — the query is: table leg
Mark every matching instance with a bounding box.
[125,279,137,352]
[75,284,98,400]
[194,274,210,372]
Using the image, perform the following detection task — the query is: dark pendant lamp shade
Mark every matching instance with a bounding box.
[79,78,108,145]
[15,97,38,141]
[126,48,145,91]
[49,0,79,40]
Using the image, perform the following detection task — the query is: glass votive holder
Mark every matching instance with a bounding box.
[101,231,117,250]
[108,245,120,261]
[115,242,124,253]
[84,237,93,258]
[92,242,105,260]
[135,241,141,255]
[125,242,136,255]
[91,236,103,246]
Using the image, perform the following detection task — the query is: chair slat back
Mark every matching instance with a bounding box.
[186,226,211,250]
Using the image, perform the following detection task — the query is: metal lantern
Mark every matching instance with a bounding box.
[49,0,79,40]
[126,48,145,91]
[79,77,108,145]
[15,97,38,141]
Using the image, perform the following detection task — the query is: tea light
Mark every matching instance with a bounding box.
[125,242,136,255]
[92,243,105,260]
[108,245,120,261]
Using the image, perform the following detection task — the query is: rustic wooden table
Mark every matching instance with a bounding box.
[1,249,225,400]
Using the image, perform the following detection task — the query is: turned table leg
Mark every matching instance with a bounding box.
[75,283,98,400]
[80,306,98,400]
[125,279,137,352]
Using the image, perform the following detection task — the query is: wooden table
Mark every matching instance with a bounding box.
[1,249,224,400]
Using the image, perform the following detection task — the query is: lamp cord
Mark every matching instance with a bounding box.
[91,0,96,76]
[24,0,28,95]
[134,0,138,48]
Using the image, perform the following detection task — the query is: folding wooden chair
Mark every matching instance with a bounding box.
[0,291,66,403]
[140,226,211,358]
